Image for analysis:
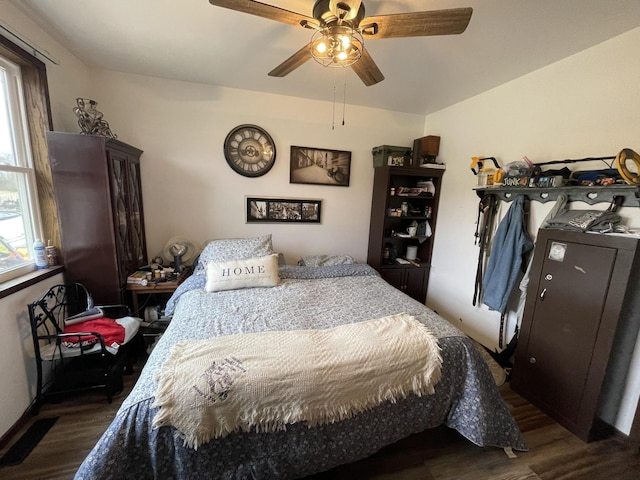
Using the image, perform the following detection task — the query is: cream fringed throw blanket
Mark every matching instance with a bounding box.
[152,313,442,448]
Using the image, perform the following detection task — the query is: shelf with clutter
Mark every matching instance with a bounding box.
[472,149,640,206]
[367,146,445,303]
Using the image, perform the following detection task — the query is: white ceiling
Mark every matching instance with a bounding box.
[12,0,640,115]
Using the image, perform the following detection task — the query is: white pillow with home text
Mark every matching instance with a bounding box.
[205,254,279,292]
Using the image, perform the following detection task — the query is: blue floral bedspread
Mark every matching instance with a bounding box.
[75,264,526,480]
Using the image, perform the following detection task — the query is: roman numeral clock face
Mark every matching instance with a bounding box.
[224,124,276,177]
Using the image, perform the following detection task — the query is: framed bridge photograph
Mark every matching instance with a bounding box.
[289,146,351,186]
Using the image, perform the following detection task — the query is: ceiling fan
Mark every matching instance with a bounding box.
[209,0,473,86]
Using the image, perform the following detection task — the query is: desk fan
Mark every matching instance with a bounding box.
[162,236,199,274]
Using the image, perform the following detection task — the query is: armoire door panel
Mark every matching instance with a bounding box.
[108,154,131,284]
[126,159,146,268]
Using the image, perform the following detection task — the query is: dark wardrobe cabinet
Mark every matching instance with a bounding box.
[511,228,640,441]
[47,132,147,305]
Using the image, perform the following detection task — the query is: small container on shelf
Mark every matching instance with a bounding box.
[33,239,48,269]
[424,206,433,218]
[45,241,58,266]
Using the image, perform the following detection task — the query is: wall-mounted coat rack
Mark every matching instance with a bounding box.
[474,185,640,206]
[475,149,640,206]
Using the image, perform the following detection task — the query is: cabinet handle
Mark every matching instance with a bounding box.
[539,288,547,301]
[529,357,536,364]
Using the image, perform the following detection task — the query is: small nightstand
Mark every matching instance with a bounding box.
[126,269,190,316]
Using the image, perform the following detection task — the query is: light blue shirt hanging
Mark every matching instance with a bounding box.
[482,195,534,313]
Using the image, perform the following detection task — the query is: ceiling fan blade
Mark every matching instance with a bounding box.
[209,0,314,27]
[350,47,384,86]
[268,45,313,77]
[360,7,473,39]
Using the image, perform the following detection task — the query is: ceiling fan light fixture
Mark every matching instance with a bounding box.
[209,0,472,87]
[310,26,363,68]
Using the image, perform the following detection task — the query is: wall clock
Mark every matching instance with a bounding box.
[224,124,276,177]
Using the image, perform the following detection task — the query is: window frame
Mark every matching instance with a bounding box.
[0,53,44,282]
[0,33,55,294]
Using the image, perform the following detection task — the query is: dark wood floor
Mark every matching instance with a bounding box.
[1,365,639,480]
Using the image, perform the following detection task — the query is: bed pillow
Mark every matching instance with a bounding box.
[196,234,274,273]
[298,254,355,267]
[205,254,280,292]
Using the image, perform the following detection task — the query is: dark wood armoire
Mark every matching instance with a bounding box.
[47,132,147,305]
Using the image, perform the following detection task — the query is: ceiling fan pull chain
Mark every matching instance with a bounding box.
[331,67,338,130]
[342,70,347,126]
[332,82,336,130]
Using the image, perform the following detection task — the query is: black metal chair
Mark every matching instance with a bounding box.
[29,283,140,414]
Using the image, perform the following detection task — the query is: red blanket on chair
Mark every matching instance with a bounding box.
[64,318,125,349]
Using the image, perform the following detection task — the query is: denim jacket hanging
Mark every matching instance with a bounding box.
[481,195,534,313]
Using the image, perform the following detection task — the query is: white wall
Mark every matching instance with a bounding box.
[425,27,640,434]
[84,71,424,262]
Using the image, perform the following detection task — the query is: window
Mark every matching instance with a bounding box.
[0,54,42,282]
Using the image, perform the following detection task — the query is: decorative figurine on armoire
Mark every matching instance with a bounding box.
[72,98,117,138]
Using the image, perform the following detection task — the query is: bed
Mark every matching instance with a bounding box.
[75,236,526,479]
